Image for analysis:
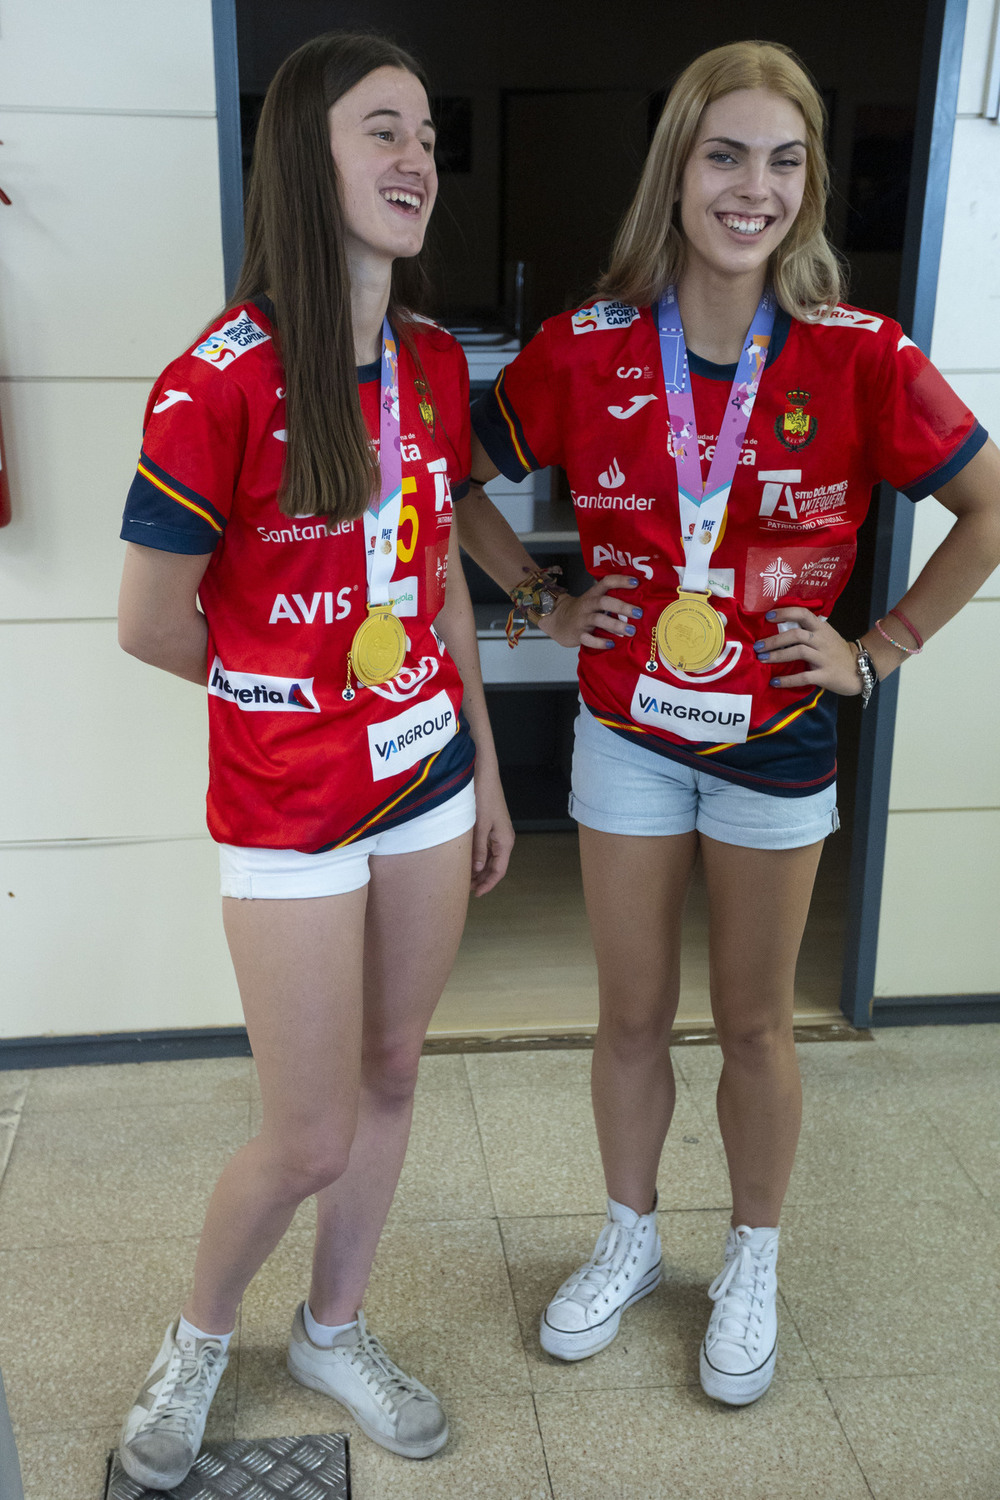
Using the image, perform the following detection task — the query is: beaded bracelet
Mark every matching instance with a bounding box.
[887,607,924,651]
[875,617,923,656]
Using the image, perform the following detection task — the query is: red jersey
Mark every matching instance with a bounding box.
[122,302,475,850]
[473,299,986,794]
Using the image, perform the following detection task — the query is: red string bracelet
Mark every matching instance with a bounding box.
[887,607,924,651]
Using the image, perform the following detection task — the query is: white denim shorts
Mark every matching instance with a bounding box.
[219,781,476,899]
[569,706,838,850]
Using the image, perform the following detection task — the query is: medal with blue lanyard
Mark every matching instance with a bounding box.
[344,319,408,698]
[646,285,775,672]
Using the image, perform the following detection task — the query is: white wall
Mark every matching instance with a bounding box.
[0,0,242,1038]
[873,0,1000,998]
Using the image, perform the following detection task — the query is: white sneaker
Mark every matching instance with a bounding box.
[119,1320,228,1491]
[700,1224,779,1405]
[288,1304,447,1459]
[540,1197,663,1361]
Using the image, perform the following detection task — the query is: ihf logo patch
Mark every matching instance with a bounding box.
[207,657,319,712]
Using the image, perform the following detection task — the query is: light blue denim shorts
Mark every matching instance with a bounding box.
[569,706,838,850]
[219,781,476,899]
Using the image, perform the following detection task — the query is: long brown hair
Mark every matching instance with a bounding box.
[597,41,845,318]
[231,32,432,521]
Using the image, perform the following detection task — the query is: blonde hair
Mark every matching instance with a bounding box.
[596,41,845,319]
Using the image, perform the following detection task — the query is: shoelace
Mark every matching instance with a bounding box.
[149,1341,225,1437]
[706,1240,773,1348]
[553,1221,634,1308]
[346,1315,426,1412]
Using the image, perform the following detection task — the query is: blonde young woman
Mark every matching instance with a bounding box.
[458,41,1000,1403]
[116,32,512,1489]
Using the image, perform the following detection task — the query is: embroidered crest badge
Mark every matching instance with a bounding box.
[775,389,817,451]
[414,378,436,436]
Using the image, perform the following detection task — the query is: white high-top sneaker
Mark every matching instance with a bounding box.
[540,1196,663,1360]
[119,1320,228,1491]
[700,1224,780,1405]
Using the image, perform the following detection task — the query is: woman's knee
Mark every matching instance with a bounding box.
[596,998,674,1060]
[715,1014,795,1068]
[361,1035,423,1107]
[260,1124,354,1199]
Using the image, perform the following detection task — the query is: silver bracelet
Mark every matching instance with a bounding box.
[854,640,877,708]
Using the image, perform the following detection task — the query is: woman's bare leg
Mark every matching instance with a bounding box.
[308,831,473,1323]
[183,888,368,1333]
[700,835,825,1227]
[578,826,699,1214]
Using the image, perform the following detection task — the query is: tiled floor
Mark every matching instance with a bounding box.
[1,1025,999,1499]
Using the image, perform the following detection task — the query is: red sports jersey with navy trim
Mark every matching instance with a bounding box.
[122,302,476,851]
[473,299,986,795]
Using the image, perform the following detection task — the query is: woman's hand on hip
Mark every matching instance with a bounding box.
[753,607,861,696]
[540,574,642,650]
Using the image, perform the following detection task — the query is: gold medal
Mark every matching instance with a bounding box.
[349,604,406,686]
[654,590,726,672]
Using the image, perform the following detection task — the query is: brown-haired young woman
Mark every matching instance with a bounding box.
[460,40,1000,1405]
[116,32,512,1487]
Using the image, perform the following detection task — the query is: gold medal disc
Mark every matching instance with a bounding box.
[350,605,407,686]
[655,591,726,672]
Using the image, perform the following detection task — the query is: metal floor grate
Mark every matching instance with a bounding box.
[105,1433,350,1499]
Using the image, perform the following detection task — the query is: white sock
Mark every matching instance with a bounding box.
[304,1302,358,1348]
[177,1314,233,1352]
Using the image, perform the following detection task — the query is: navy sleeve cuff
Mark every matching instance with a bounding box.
[902,422,989,501]
[471,377,540,483]
[120,517,218,554]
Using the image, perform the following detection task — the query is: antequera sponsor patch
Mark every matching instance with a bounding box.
[368,689,456,781]
[192,310,270,370]
[630,674,752,744]
[571,300,640,334]
[810,306,883,333]
[208,657,319,711]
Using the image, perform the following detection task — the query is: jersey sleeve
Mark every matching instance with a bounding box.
[120,362,247,554]
[870,332,988,501]
[471,323,564,482]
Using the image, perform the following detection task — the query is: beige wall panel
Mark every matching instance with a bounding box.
[929,118,1000,372]
[0,112,225,379]
[0,837,240,1038]
[0,0,216,113]
[957,0,998,114]
[0,621,208,842]
[0,379,149,620]
[887,599,1000,809]
[874,810,1000,995]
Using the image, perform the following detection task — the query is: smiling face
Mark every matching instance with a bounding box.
[678,88,807,289]
[328,65,437,273]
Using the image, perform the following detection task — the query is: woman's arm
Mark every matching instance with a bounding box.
[118,542,213,684]
[758,437,1000,693]
[456,435,642,651]
[435,521,514,896]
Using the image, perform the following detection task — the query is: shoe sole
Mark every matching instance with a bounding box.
[287,1351,448,1459]
[699,1340,776,1406]
[117,1444,192,1492]
[540,1262,663,1362]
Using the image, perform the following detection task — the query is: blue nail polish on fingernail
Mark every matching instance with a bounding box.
[625,623,636,636]
[628,577,638,586]
[632,606,643,619]
[770,677,781,687]
[757,651,770,661]
[765,610,776,621]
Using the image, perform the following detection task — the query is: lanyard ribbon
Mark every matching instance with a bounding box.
[364,318,403,607]
[655,287,775,593]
